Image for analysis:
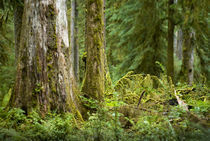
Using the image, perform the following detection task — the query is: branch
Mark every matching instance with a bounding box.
[174,89,188,111]
[137,90,146,108]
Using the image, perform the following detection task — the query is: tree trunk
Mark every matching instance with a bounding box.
[10,0,81,115]
[167,0,175,82]
[82,0,105,101]
[179,1,194,86]
[175,29,183,60]
[14,2,23,61]
[103,0,106,50]
[103,0,112,89]
[71,0,79,82]
[180,30,194,85]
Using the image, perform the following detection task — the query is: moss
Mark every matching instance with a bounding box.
[48,4,55,16]
[33,82,43,97]
[61,40,65,48]
[88,0,95,5]
[36,56,42,73]
[51,82,57,93]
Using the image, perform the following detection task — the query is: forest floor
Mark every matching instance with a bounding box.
[0,73,209,141]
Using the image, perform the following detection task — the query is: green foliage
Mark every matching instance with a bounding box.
[106,0,209,84]
[113,71,174,107]
[176,84,210,117]
[0,3,15,105]
[107,0,168,81]
[1,88,12,107]
[0,108,26,129]
[132,116,178,140]
[0,128,27,141]
[0,71,209,141]
[80,95,99,109]
[0,109,79,141]
[0,0,209,141]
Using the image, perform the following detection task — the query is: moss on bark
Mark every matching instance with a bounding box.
[82,0,105,103]
[10,0,82,117]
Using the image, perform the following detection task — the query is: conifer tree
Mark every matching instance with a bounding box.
[71,0,79,82]
[82,0,105,101]
[167,0,175,82]
[107,0,167,79]
[10,0,81,115]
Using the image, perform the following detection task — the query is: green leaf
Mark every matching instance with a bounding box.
[2,88,11,107]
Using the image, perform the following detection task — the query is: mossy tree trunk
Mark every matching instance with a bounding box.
[103,0,112,89]
[179,0,194,86]
[71,0,79,83]
[167,0,175,82]
[10,0,81,115]
[180,30,194,85]
[82,0,105,101]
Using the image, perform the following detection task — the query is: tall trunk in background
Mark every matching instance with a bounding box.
[103,0,112,88]
[175,29,183,60]
[82,0,105,101]
[179,1,194,86]
[167,0,175,82]
[14,2,23,60]
[71,0,79,82]
[103,0,106,50]
[180,30,194,85]
[10,0,82,116]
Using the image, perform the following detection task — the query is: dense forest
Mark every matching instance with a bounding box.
[0,0,209,140]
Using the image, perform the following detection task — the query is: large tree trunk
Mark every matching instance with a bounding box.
[70,0,79,82]
[167,0,175,82]
[10,0,81,115]
[82,0,105,101]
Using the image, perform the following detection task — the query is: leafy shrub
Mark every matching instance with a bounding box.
[0,72,209,141]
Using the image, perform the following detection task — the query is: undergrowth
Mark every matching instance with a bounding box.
[0,72,209,141]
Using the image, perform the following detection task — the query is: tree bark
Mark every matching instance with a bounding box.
[175,29,183,60]
[179,1,194,86]
[103,0,112,89]
[71,0,79,82]
[167,0,175,82]
[180,30,194,85]
[103,0,106,50]
[10,0,81,115]
[82,0,105,101]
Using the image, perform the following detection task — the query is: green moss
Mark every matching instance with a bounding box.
[82,0,105,102]
[48,4,55,16]
[33,82,43,96]
[61,41,65,48]
[51,82,57,93]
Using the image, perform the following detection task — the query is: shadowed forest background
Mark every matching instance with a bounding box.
[0,0,209,140]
